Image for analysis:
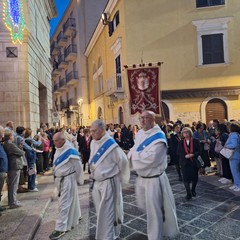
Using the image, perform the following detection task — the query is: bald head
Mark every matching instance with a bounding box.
[53,132,66,148]
[139,111,156,131]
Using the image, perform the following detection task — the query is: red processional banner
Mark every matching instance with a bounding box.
[127,67,160,114]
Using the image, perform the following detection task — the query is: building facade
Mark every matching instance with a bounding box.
[0,0,57,131]
[86,0,240,125]
[51,0,108,127]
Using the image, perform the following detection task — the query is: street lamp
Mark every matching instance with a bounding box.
[78,98,83,126]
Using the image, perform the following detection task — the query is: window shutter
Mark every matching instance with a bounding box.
[108,21,114,37]
[202,34,224,64]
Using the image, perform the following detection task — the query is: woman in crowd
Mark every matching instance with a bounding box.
[213,124,227,177]
[3,130,25,208]
[178,127,200,200]
[41,132,50,171]
[24,128,42,192]
[114,128,122,148]
[169,123,182,181]
[217,124,232,184]
[193,123,211,174]
[224,122,240,191]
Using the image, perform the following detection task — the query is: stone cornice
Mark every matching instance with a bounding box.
[44,0,57,19]
[162,87,240,99]
[84,0,118,57]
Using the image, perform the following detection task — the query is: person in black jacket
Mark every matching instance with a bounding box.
[78,128,92,174]
[178,127,200,200]
[169,124,182,181]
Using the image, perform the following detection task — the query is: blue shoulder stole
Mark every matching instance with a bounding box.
[54,148,79,167]
[90,138,116,165]
[137,132,167,152]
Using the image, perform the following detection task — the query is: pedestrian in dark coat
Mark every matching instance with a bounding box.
[178,127,200,201]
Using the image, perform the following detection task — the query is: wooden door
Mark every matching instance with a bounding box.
[206,98,227,124]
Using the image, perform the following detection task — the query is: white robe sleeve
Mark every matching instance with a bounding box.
[132,141,167,171]
[113,147,130,184]
[72,157,84,185]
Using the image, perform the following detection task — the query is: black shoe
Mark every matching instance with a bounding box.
[191,191,196,197]
[185,194,192,201]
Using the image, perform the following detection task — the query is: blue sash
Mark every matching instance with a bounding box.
[137,132,166,152]
[90,138,116,165]
[54,148,79,167]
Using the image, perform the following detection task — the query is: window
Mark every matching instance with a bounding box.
[192,17,231,66]
[196,0,225,8]
[202,34,224,64]
[109,11,120,37]
[115,55,122,90]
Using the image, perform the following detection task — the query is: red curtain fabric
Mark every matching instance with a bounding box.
[127,67,160,114]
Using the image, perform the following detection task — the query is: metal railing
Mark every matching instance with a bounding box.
[59,78,66,88]
[106,73,123,92]
[63,18,76,32]
[66,71,78,83]
[64,44,77,57]
[57,31,67,43]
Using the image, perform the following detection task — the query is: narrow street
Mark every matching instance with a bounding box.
[1,166,240,240]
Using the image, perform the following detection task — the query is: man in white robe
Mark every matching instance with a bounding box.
[128,111,179,240]
[89,120,130,240]
[49,132,84,240]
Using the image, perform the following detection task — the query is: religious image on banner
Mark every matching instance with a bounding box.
[127,67,160,114]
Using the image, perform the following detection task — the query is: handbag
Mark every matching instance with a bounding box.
[214,141,223,153]
[220,147,234,159]
[204,143,210,151]
[195,155,205,169]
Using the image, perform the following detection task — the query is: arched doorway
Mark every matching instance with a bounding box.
[118,106,124,124]
[206,98,227,124]
[97,107,103,119]
[161,101,170,122]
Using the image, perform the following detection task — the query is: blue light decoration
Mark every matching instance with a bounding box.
[3,0,25,44]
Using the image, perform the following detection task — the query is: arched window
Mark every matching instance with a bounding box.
[93,64,97,96]
[206,98,227,124]
[97,57,103,93]
[118,106,124,124]
[97,107,103,119]
[161,101,170,122]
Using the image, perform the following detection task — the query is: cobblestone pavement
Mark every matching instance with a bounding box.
[89,166,240,240]
[2,165,240,240]
[33,172,90,240]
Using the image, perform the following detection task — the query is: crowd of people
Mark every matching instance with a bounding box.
[0,115,240,239]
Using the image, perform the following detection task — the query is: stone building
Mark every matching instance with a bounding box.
[50,0,108,127]
[0,0,57,131]
[86,0,240,125]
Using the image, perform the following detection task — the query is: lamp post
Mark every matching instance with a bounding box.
[78,98,83,126]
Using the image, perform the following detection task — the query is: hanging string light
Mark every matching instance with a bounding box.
[3,0,25,44]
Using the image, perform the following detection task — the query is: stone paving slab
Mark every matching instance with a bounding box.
[88,166,240,240]
[0,173,54,240]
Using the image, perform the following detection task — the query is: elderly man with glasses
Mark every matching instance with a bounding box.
[128,111,179,240]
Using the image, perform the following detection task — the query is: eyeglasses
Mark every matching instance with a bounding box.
[139,116,153,121]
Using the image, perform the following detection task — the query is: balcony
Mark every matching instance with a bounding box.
[59,78,68,91]
[106,73,124,101]
[50,42,59,56]
[63,18,76,37]
[58,54,69,69]
[65,44,77,61]
[60,101,69,110]
[53,83,61,94]
[52,65,61,77]
[66,71,79,85]
[57,31,68,47]
[68,98,78,107]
